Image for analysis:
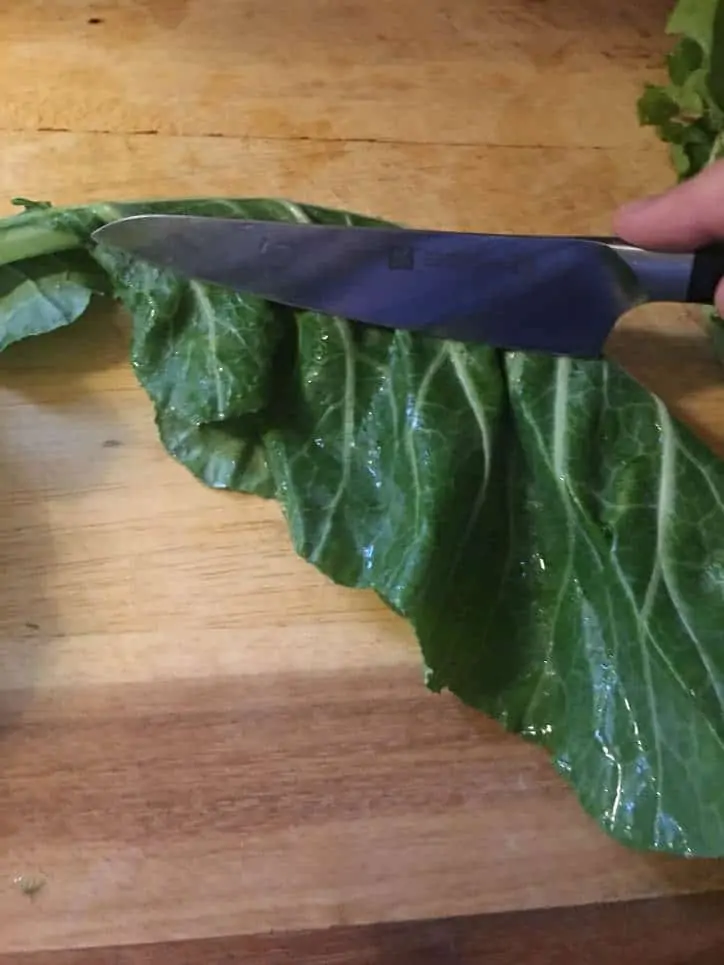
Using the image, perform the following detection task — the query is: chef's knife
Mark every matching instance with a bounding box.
[91,215,724,357]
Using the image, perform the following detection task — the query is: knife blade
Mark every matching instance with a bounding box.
[91,214,723,357]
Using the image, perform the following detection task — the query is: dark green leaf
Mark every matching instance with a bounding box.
[0,0,722,860]
[501,355,724,855]
[668,37,704,85]
[4,193,724,856]
[708,0,724,109]
[93,244,285,425]
[0,251,110,351]
[157,409,275,497]
[638,85,681,126]
[245,280,724,855]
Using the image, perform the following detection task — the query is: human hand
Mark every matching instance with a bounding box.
[614,160,724,314]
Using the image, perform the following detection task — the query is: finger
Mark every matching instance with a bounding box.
[614,160,724,251]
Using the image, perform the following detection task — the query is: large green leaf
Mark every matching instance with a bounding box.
[3,195,724,853]
[503,355,724,853]
[113,201,724,853]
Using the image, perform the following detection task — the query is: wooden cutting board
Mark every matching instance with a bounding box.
[3,0,724,957]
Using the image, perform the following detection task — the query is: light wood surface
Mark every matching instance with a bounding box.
[3,0,724,957]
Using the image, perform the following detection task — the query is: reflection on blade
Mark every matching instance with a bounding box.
[93,215,642,357]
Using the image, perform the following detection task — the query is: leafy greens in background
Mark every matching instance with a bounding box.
[2,0,724,858]
[638,0,724,179]
[638,0,724,355]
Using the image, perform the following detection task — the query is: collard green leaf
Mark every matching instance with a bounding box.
[0,0,720,861]
[120,203,724,854]
[265,318,506,597]
[156,410,275,497]
[92,243,285,424]
[0,251,110,350]
[3,188,724,855]
[502,355,724,855]
[240,280,724,853]
[88,198,388,487]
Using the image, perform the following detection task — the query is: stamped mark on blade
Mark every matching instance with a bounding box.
[388,246,416,270]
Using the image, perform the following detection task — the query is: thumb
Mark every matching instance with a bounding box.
[614,159,724,252]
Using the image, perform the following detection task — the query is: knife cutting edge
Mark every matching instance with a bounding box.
[91,215,724,358]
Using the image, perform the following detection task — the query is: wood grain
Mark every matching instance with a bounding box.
[5,893,724,964]
[5,0,671,146]
[2,0,724,957]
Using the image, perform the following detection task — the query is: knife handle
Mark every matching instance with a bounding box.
[686,243,724,304]
[586,235,723,306]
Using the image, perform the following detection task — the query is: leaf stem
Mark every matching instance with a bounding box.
[0,215,82,267]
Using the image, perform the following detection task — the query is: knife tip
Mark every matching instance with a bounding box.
[91,221,128,245]
[92,216,149,247]
[92,213,189,247]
